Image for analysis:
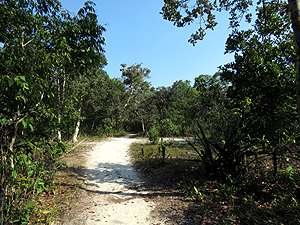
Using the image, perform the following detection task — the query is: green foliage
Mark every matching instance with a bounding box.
[189,121,262,177]
[218,1,297,175]
[70,70,126,137]
[143,80,195,137]
[189,122,213,173]
[190,74,232,136]
[161,0,253,45]
[2,140,64,224]
[0,0,106,223]
[120,63,151,91]
[131,140,300,224]
[102,118,117,137]
[167,80,192,136]
[149,127,160,144]
[120,63,152,133]
[159,119,178,137]
[220,1,296,143]
[158,138,167,160]
[0,0,298,223]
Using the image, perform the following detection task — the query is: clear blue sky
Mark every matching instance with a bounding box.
[60,0,253,88]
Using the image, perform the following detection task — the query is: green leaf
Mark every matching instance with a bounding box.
[29,124,34,132]
[25,200,35,207]
[42,210,51,214]
[287,166,293,172]
[22,119,27,128]
[12,170,17,178]
[194,186,199,195]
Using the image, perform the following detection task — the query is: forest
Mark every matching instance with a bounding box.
[1,0,300,224]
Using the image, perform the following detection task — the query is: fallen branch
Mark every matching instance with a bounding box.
[65,138,86,154]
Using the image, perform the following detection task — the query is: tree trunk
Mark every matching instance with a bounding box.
[57,73,66,141]
[123,87,134,109]
[72,107,82,143]
[57,115,62,141]
[289,0,300,121]
[8,125,17,169]
[72,119,80,143]
[0,145,6,225]
[135,110,145,132]
[141,119,145,133]
[91,120,95,132]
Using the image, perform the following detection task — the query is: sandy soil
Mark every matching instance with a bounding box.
[59,134,166,225]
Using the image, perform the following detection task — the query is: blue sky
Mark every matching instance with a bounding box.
[60,0,253,88]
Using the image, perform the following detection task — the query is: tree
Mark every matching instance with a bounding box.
[120,63,151,107]
[288,0,300,121]
[152,86,173,121]
[144,81,193,137]
[79,70,119,136]
[136,88,158,133]
[168,80,192,136]
[161,0,300,120]
[129,87,154,133]
[191,73,231,137]
[161,0,253,45]
[69,54,107,142]
[52,1,106,140]
[120,63,151,132]
[0,0,106,222]
[220,1,296,139]
[219,1,296,174]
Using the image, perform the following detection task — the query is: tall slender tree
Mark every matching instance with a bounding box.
[120,63,151,131]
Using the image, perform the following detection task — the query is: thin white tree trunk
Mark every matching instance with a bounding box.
[57,115,62,141]
[123,87,134,109]
[135,110,145,132]
[91,120,95,132]
[57,76,62,141]
[72,107,82,143]
[57,73,66,141]
[141,119,145,132]
[72,119,80,143]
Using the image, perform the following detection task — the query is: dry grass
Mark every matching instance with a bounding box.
[130,141,300,225]
[43,138,300,224]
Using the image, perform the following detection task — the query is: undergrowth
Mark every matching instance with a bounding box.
[130,141,300,224]
[1,137,92,225]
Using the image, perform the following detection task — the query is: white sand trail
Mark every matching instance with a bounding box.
[64,135,165,225]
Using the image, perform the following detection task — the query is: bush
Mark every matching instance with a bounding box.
[159,119,178,137]
[1,140,65,224]
[189,121,261,177]
[149,127,159,144]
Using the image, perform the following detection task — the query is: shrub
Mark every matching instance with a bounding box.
[149,127,159,144]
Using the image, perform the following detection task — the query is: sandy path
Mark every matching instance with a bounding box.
[65,135,165,225]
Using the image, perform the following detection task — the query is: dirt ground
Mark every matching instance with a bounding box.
[52,135,166,225]
[51,135,300,225]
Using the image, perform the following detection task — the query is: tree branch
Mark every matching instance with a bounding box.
[21,31,34,48]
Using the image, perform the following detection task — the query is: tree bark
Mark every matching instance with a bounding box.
[57,115,62,141]
[289,0,300,121]
[72,107,81,143]
[91,120,95,132]
[141,119,145,133]
[57,73,66,141]
[135,110,145,132]
[123,87,134,109]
